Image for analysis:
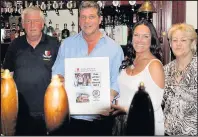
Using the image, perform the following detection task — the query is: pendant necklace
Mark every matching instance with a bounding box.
[174,61,191,78]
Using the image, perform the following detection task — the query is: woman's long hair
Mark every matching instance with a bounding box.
[120,19,162,70]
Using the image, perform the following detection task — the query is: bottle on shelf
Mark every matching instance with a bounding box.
[5,22,10,29]
[43,24,48,35]
[99,15,105,33]
[3,22,11,43]
[1,15,5,29]
[70,22,77,36]
[18,17,23,30]
[46,20,54,37]
[19,27,25,37]
[1,16,5,43]
[105,16,113,39]
[17,17,25,37]
[133,13,137,24]
[54,24,61,42]
[61,23,70,40]
[15,24,20,38]
[10,23,16,41]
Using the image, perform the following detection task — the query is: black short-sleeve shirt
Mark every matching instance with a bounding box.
[3,34,60,113]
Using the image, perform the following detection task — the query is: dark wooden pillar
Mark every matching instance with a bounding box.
[172,1,186,24]
[152,1,172,65]
[170,1,186,61]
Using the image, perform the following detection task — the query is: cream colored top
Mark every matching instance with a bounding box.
[118,59,164,135]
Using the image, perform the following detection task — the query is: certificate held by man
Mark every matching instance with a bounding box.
[64,57,110,115]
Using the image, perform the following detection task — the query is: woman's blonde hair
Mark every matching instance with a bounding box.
[21,6,45,23]
[168,23,197,54]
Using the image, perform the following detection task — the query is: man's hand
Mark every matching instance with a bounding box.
[57,74,64,85]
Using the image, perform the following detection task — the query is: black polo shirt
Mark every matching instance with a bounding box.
[3,33,60,113]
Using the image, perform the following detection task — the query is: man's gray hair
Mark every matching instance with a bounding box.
[21,6,45,22]
[79,1,101,17]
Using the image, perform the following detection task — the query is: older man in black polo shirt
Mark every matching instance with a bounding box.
[3,6,60,135]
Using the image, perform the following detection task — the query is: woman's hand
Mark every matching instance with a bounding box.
[110,104,127,116]
[100,101,128,116]
[99,99,117,116]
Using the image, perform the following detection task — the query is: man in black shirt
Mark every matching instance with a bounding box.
[3,6,60,135]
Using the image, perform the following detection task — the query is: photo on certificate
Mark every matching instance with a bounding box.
[76,92,90,103]
[65,57,110,115]
[74,73,92,87]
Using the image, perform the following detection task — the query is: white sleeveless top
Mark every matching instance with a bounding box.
[118,59,164,135]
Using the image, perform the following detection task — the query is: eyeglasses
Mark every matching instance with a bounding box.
[24,19,42,24]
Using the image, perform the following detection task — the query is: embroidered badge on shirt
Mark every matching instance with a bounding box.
[43,50,52,60]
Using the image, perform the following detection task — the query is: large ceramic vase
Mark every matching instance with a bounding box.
[44,75,69,133]
[1,69,18,136]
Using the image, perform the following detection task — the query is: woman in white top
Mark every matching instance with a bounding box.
[111,19,165,135]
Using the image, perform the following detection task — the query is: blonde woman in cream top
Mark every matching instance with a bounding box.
[111,19,165,135]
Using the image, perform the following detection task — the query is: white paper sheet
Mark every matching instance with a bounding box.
[64,57,110,115]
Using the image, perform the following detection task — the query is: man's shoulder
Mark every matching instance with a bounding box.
[44,34,59,43]
[12,35,26,44]
[63,34,80,42]
[61,34,80,48]
[43,34,60,48]
[105,36,118,45]
[8,35,26,50]
[105,36,123,50]
[104,37,124,57]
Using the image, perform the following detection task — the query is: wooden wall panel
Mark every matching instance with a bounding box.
[152,1,173,65]
[172,1,186,24]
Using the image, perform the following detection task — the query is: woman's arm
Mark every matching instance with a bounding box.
[148,60,165,89]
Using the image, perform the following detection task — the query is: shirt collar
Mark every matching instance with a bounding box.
[25,32,46,43]
[40,32,46,43]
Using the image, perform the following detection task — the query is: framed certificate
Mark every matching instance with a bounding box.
[64,57,110,115]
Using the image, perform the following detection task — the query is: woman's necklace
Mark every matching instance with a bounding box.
[173,61,191,78]
[174,69,184,77]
